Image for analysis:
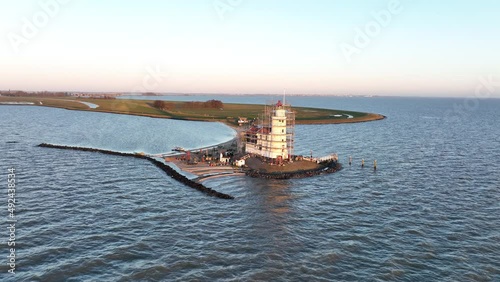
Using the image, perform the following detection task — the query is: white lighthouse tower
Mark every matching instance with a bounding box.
[245,100,295,162]
[270,101,288,160]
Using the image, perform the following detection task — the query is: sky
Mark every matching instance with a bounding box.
[1,0,499,97]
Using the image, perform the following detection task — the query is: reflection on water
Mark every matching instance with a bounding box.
[255,179,293,214]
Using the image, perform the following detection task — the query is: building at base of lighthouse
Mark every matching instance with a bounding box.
[245,100,295,162]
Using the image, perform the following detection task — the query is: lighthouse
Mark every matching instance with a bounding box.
[270,100,288,160]
[244,100,295,161]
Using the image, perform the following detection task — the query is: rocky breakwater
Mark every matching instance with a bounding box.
[37,143,234,200]
[245,159,342,180]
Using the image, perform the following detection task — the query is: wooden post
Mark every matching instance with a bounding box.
[361,158,364,168]
[349,156,352,166]
[374,160,377,171]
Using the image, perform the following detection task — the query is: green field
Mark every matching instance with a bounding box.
[0,96,385,126]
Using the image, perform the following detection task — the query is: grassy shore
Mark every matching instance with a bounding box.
[0,96,385,126]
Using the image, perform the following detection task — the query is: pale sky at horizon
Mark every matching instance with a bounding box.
[1,0,499,97]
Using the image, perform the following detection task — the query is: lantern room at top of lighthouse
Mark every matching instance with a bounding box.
[274,100,286,117]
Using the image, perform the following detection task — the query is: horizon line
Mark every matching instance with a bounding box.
[1,90,499,99]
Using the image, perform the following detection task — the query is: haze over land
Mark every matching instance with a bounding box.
[1,0,499,97]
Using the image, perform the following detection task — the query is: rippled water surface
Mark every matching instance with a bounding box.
[1,97,499,281]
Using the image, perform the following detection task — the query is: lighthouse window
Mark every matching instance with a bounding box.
[282,129,284,133]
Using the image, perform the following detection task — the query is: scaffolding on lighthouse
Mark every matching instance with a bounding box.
[244,100,295,163]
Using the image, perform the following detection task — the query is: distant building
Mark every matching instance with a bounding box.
[219,152,231,164]
[234,159,246,167]
[244,100,295,161]
[238,117,249,126]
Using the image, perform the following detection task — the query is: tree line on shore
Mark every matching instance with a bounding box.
[0,90,116,99]
[153,99,224,110]
[1,90,67,97]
